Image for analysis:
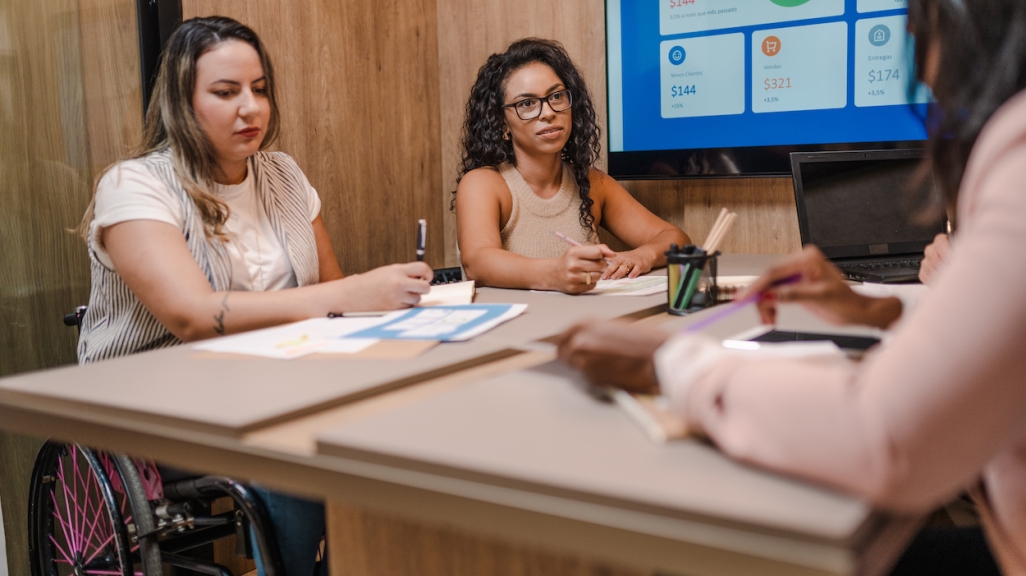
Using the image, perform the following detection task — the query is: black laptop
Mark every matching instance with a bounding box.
[791,149,947,284]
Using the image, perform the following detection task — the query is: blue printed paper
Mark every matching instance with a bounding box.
[344,304,526,342]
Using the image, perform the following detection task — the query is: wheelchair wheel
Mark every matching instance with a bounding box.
[28,442,161,576]
[110,453,162,576]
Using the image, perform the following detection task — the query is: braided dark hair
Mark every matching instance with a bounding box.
[455,38,602,232]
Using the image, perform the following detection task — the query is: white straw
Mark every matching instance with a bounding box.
[703,208,729,249]
[707,212,737,254]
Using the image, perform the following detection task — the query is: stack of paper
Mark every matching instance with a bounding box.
[420,280,475,307]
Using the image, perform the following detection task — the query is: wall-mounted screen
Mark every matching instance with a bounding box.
[606,0,930,178]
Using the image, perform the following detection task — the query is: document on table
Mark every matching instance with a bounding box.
[587,276,668,296]
[193,315,398,359]
[344,304,527,341]
[853,282,928,312]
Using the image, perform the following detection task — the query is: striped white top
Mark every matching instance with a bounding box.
[78,150,320,364]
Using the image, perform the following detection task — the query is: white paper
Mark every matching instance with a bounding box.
[721,340,846,358]
[715,275,760,288]
[193,315,400,359]
[853,282,928,313]
[588,276,668,296]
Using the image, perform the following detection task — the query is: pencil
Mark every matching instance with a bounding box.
[550,230,614,266]
[681,274,801,334]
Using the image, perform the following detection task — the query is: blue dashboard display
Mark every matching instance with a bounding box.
[606,0,930,176]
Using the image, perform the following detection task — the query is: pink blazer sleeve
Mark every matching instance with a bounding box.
[665,112,1026,513]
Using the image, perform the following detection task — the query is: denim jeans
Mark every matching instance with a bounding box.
[250,486,326,576]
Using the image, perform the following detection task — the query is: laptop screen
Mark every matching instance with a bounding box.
[792,151,946,260]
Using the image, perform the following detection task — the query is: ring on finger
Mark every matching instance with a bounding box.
[585,271,592,284]
[619,262,632,271]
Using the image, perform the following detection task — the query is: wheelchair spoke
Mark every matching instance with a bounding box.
[72,445,82,554]
[81,480,109,558]
[48,534,74,566]
[50,491,76,560]
[57,456,81,556]
[83,533,115,566]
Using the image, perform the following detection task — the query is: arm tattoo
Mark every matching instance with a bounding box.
[213,293,230,335]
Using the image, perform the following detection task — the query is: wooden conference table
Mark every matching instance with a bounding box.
[0,254,921,576]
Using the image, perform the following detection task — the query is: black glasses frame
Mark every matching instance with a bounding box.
[502,89,573,120]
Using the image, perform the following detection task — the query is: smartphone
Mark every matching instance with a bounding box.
[726,326,881,353]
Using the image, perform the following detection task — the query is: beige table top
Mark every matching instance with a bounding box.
[0,281,665,437]
[312,283,904,575]
[0,254,915,575]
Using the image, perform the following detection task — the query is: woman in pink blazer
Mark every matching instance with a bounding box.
[558,1,1026,574]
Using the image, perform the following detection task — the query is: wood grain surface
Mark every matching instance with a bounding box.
[182,0,445,274]
[435,0,801,265]
[78,0,143,177]
[0,1,139,571]
[327,503,646,576]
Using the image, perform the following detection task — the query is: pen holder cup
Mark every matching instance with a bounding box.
[666,248,719,316]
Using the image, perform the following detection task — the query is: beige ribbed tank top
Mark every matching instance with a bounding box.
[499,162,598,258]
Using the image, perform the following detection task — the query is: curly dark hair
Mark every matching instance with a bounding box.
[455,38,602,232]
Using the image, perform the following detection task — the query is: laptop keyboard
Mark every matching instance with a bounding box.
[838,259,922,281]
[839,258,922,272]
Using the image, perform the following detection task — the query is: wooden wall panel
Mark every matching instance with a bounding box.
[78,0,143,177]
[182,0,444,274]
[623,178,800,254]
[0,0,139,572]
[435,1,801,265]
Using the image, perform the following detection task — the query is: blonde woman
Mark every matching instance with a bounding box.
[79,16,429,576]
[79,17,430,364]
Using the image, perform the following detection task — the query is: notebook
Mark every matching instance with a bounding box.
[790,150,947,284]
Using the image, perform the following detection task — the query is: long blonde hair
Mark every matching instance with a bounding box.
[80,16,280,240]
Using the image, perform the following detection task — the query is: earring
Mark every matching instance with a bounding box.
[502,130,511,141]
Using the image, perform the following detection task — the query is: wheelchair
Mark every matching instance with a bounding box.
[27,306,286,576]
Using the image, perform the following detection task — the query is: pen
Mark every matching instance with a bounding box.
[681,274,801,334]
[550,230,613,265]
[327,311,391,318]
[416,219,426,262]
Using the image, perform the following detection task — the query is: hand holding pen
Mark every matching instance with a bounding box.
[743,246,902,329]
[550,230,617,293]
[552,230,649,281]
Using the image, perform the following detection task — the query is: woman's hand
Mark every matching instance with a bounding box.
[335,262,433,312]
[745,246,902,329]
[556,320,670,394]
[601,248,655,280]
[550,244,617,294]
[919,233,951,285]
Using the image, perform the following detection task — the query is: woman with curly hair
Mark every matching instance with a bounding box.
[455,39,689,294]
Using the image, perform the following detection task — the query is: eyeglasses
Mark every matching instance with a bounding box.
[502,89,573,120]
